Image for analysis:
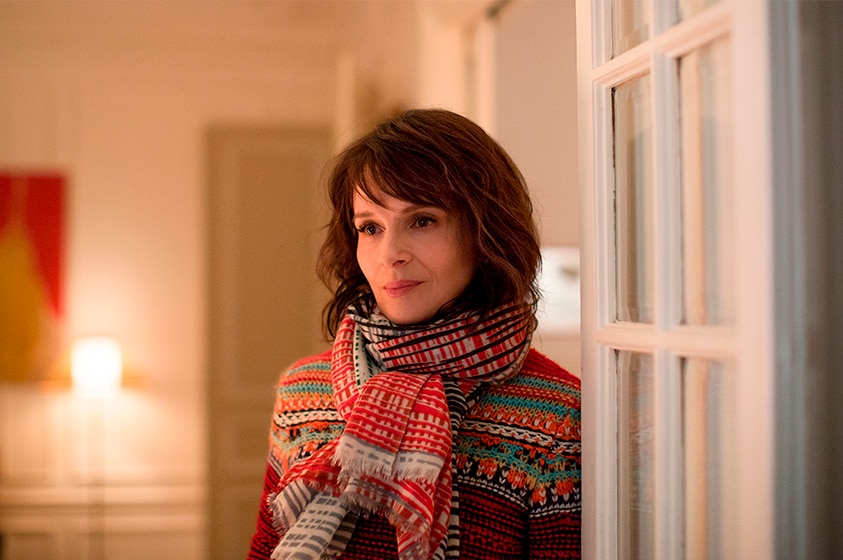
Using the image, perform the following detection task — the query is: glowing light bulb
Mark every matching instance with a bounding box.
[71,337,122,398]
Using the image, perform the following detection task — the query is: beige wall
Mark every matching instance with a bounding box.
[495,0,581,375]
[0,3,349,557]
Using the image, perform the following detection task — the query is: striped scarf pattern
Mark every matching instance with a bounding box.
[270,302,533,560]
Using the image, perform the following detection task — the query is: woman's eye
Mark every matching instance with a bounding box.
[356,223,379,236]
[414,215,436,228]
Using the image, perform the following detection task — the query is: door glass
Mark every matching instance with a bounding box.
[617,350,655,560]
[679,38,733,325]
[612,0,649,56]
[613,75,653,323]
[681,357,730,559]
[678,0,721,22]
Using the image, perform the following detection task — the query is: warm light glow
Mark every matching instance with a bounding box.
[71,337,122,398]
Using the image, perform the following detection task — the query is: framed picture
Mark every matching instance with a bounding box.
[0,173,65,383]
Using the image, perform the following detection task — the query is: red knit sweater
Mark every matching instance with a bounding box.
[247,348,581,559]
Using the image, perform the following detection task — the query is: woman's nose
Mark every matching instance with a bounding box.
[379,231,411,267]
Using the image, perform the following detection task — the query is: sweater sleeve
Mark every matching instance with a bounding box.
[526,433,581,560]
[246,461,282,560]
[526,357,581,559]
[245,351,337,560]
[528,508,582,559]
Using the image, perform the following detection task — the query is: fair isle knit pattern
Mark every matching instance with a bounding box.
[268,304,533,560]
[247,344,581,560]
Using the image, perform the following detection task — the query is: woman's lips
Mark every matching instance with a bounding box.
[383,280,422,297]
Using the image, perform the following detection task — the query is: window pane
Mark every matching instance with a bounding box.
[613,75,653,323]
[681,358,730,559]
[677,0,721,22]
[679,38,733,325]
[617,351,655,560]
[612,0,649,56]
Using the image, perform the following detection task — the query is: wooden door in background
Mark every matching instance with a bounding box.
[206,127,331,560]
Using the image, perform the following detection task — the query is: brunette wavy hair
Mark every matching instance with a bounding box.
[317,108,541,338]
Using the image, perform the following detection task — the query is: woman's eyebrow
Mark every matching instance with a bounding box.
[352,210,374,221]
[353,204,440,221]
[396,203,444,215]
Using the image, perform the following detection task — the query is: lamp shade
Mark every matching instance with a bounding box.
[71,336,122,398]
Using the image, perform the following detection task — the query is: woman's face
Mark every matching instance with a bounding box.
[352,188,475,325]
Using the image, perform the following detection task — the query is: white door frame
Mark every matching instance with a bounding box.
[576,1,784,558]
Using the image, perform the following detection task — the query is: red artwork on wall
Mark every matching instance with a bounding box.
[0,173,65,383]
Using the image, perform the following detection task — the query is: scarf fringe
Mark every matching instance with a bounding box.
[333,434,446,483]
[270,480,439,560]
[332,434,395,480]
[342,490,435,559]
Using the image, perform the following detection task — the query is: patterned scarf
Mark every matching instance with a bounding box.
[269,301,533,560]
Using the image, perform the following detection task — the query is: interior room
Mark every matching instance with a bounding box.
[0,2,579,558]
[4,1,841,559]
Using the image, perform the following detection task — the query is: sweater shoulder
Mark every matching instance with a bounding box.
[466,348,580,444]
[277,350,332,385]
[284,349,333,374]
[269,349,339,470]
[520,348,581,390]
[274,349,334,415]
[479,348,581,415]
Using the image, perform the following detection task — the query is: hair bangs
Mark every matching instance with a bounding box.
[355,142,456,212]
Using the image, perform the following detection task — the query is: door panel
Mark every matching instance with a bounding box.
[206,128,331,560]
[616,350,655,560]
[577,1,775,558]
[612,74,654,324]
[677,37,733,326]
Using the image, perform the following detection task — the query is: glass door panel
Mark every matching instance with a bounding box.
[617,350,655,560]
[582,0,775,557]
[612,0,649,56]
[677,0,721,22]
[613,75,653,323]
[681,358,731,560]
[679,38,733,325]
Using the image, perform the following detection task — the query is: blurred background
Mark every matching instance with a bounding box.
[0,1,579,558]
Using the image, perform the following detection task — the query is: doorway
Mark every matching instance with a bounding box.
[205,127,332,559]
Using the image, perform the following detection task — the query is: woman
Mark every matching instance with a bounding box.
[247,109,581,560]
